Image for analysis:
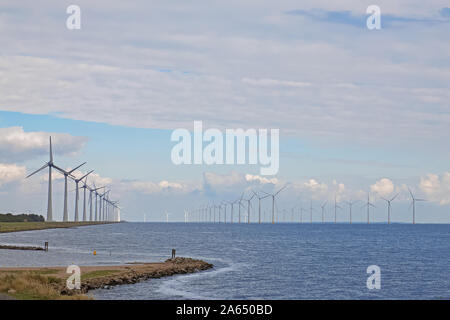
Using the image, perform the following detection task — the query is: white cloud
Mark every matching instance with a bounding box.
[245,174,278,185]
[0,1,448,148]
[0,127,88,162]
[242,77,311,88]
[370,178,395,197]
[419,172,450,205]
[0,163,26,186]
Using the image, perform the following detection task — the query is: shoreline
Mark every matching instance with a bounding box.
[0,257,213,300]
[0,221,120,234]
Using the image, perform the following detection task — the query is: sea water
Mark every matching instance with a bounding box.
[0,222,449,299]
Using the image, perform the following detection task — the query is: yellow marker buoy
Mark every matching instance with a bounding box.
[93,250,97,256]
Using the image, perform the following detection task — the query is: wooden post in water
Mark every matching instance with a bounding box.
[44,242,49,252]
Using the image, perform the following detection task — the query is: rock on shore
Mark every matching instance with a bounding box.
[61,257,213,295]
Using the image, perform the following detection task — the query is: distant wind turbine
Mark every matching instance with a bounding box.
[381,193,399,224]
[253,191,270,224]
[242,193,255,223]
[320,201,327,223]
[334,195,342,224]
[261,185,288,224]
[345,200,359,224]
[408,188,426,224]
[165,211,170,223]
[362,192,376,224]
[53,162,86,222]
[73,170,93,222]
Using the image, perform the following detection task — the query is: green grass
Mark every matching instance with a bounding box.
[0,221,115,233]
[0,271,89,300]
[81,270,120,281]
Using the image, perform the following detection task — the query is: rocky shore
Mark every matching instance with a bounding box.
[0,244,45,251]
[67,257,213,295]
[0,257,213,299]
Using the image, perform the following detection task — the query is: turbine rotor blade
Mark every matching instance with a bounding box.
[69,162,87,174]
[275,184,288,196]
[26,163,49,178]
[78,170,94,182]
[390,193,399,202]
[49,136,53,163]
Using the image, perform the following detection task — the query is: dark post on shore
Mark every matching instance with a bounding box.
[171,249,176,259]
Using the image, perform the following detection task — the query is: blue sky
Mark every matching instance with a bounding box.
[0,1,449,222]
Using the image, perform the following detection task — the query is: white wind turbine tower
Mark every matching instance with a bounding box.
[93,183,105,221]
[221,202,228,223]
[299,207,306,223]
[89,185,102,221]
[80,176,93,221]
[261,185,288,224]
[26,137,58,222]
[73,170,94,222]
[253,191,270,224]
[334,195,342,224]
[408,188,426,224]
[345,200,359,224]
[381,193,399,224]
[53,162,86,222]
[242,193,255,223]
[165,211,170,223]
[103,190,110,221]
[309,199,314,224]
[184,210,188,223]
[320,201,327,223]
[238,193,245,223]
[98,190,109,221]
[362,192,376,224]
[227,200,238,223]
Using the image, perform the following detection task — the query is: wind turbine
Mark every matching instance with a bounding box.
[261,185,288,224]
[221,202,228,223]
[362,192,376,224]
[299,207,306,223]
[381,193,399,224]
[253,191,270,224]
[81,176,93,221]
[242,193,255,223]
[73,170,93,222]
[53,162,86,222]
[408,188,426,224]
[89,185,102,221]
[227,200,238,223]
[165,211,170,223]
[320,201,327,223]
[26,137,55,221]
[93,183,105,221]
[98,190,109,222]
[309,200,314,223]
[345,200,359,224]
[237,193,245,223]
[334,195,342,224]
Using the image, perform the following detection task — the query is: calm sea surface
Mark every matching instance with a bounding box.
[0,223,449,299]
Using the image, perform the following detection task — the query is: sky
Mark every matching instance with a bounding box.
[0,1,449,222]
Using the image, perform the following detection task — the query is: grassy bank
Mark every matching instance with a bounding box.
[0,258,213,300]
[0,221,118,234]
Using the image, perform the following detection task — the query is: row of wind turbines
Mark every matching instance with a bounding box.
[26,137,121,222]
[183,185,426,224]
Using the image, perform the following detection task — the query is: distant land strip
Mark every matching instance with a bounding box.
[0,221,120,234]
